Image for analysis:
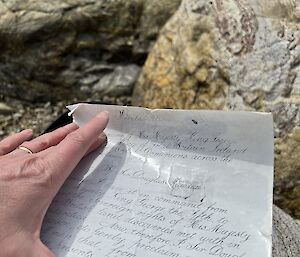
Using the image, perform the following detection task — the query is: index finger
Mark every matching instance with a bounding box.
[44,111,109,185]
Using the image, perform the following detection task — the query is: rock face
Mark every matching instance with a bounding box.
[0,0,181,102]
[272,205,300,257]
[132,0,300,218]
[93,65,140,97]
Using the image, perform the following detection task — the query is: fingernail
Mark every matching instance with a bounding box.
[23,129,33,135]
[97,111,109,118]
[67,123,79,130]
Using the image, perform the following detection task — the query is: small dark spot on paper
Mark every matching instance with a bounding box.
[192,119,198,124]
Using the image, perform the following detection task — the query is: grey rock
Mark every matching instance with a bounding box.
[93,65,141,96]
[273,205,300,257]
[0,0,181,102]
[79,75,100,86]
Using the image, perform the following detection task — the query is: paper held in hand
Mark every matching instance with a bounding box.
[41,104,274,257]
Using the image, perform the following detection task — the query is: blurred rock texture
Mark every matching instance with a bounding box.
[272,205,300,257]
[0,0,300,255]
[0,0,181,101]
[133,0,300,220]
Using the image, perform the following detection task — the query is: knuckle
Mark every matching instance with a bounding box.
[39,138,51,150]
[21,156,54,188]
[66,131,86,145]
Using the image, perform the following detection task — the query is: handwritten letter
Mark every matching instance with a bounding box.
[41,104,273,257]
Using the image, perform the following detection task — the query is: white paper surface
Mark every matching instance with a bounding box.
[41,104,274,257]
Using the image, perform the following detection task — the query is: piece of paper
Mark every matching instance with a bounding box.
[41,104,274,257]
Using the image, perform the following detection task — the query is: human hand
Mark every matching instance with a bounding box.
[0,112,109,257]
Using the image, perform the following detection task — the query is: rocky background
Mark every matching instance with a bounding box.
[0,0,299,255]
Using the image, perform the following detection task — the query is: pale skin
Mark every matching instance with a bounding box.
[0,111,109,257]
